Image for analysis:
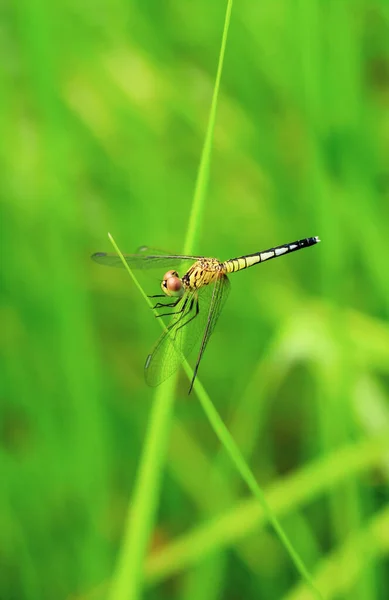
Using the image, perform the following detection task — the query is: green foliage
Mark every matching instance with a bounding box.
[2,1,389,599]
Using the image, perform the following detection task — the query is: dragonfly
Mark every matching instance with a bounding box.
[92,236,320,393]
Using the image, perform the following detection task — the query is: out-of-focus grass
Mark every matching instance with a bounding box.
[146,431,389,581]
[2,0,389,599]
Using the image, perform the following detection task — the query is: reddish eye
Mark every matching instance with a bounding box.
[161,270,183,297]
[166,276,182,293]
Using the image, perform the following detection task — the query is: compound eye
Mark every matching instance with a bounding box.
[166,276,182,293]
[161,270,183,297]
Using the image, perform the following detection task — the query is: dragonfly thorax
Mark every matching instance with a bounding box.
[161,270,184,297]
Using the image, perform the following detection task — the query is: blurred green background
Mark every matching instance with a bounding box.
[3,0,389,598]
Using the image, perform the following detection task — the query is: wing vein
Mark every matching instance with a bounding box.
[188,274,230,393]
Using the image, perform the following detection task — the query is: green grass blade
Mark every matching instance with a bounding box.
[107,2,234,599]
[184,0,233,254]
[284,503,389,600]
[106,235,179,600]
[107,381,176,600]
[187,375,324,599]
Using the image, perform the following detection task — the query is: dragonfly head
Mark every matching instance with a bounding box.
[161,270,184,297]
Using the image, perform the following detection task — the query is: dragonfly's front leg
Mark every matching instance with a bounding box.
[155,296,189,318]
[151,297,182,310]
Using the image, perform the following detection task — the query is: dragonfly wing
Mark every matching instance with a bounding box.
[144,280,224,387]
[188,274,230,393]
[91,252,202,270]
[135,245,177,255]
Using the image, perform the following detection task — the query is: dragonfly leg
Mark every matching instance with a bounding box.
[155,296,189,318]
[160,297,193,335]
[171,298,199,341]
[148,294,166,298]
[151,298,181,310]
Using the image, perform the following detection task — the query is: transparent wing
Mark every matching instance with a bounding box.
[188,274,230,393]
[91,251,203,270]
[144,275,230,389]
[135,245,177,255]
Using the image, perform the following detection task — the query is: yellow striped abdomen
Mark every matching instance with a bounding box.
[223,253,262,273]
[223,237,320,274]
